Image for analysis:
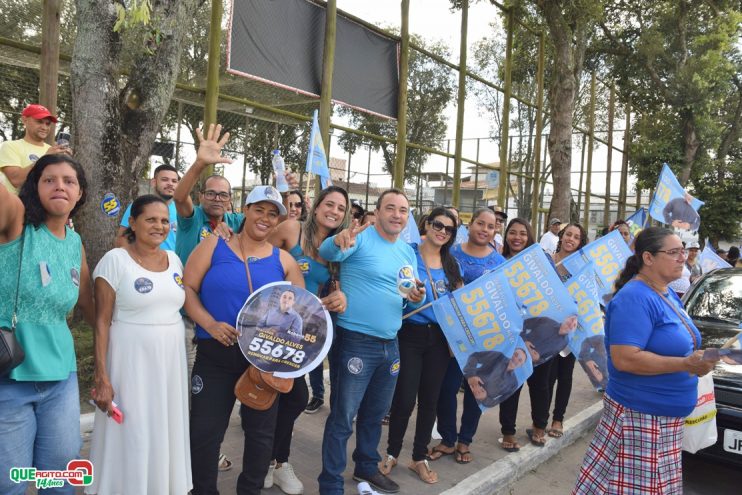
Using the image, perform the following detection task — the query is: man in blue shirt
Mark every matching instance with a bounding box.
[115,164,180,250]
[258,289,304,343]
[317,189,426,495]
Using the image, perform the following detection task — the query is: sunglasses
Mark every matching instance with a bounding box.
[430,220,456,236]
[289,202,303,209]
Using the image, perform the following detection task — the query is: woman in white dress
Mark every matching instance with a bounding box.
[86,195,191,494]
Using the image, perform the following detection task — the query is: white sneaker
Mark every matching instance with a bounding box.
[273,462,304,495]
[357,481,381,495]
[264,461,275,489]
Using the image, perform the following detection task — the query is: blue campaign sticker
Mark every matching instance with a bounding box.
[390,358,401,376]
[435,279,447,295]
[28,154,39,162]
[173,273,184,289]
[134,277,153,294]
[347,357,364,375]
[191,375,203,395]
[297,257,311,276]
[199,226,212,241]
[100,192,121,217]
[246,256,259,263]
[70,267,80,287]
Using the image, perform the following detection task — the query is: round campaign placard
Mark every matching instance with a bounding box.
[236,281,332,378]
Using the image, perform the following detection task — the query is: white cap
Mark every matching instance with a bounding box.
[244,185,287,216]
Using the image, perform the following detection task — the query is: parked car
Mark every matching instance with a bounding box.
[683,267,742,466]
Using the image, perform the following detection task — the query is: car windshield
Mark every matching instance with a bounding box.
[685,270,742,325]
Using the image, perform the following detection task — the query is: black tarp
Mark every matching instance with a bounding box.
[228,0,399,118]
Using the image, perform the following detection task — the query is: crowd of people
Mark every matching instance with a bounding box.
[0,105,732,495]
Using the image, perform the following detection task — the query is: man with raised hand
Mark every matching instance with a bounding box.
[317,189,426,495]
[0,104,71,193]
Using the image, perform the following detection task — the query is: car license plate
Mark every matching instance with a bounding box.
[723,429,742,455]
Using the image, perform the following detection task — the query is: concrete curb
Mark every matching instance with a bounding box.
[440,400,603,495]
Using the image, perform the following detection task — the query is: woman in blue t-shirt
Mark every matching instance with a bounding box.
[0,154,95,495]
[380,207,462,484]
[430,207,505,464]
[574,227,717,495]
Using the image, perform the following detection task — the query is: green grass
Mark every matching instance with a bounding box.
[71,321,95,413]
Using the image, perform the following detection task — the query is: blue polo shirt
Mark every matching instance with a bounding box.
[120,201,178,251]
[175,206,244,264]
[319,226,422,339]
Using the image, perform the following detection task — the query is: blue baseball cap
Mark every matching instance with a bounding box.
[245,185,287,216]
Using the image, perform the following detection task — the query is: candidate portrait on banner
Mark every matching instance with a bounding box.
[649,163,704,232]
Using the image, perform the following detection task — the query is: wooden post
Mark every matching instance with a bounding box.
[201,0,223,180]
[452,0,469,208]
[443,140,450,205]
[318,0,337,195]
[472,138,480,211]
[39,0,62,144]
[618,98,631,218]
[577,133,586,213]
[175,101,183,166]
[365,144,371,208]
[530,31,545,228]
[394,0,410,189]
[582,73,596,230]
[497,7,514,208]
[603,85,615,226]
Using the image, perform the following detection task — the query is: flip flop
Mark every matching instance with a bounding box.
[498,437,520,453]
[379,454,397,475]
[427,443,454,461]
[526,428,547,447]
[548,428,564,438]
[408,460,438,484]
[454,446,472,464]
[218,453,233,471]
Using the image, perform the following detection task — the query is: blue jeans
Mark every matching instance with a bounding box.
[436,357,482,446]
[0,373,82,495]
[318,328,399,495]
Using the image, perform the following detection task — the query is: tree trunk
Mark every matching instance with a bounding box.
[71,0,199,271]
[679,112,699,186]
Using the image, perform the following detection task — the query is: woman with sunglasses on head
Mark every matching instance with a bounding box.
[266,186,349,494]
[0,154,94,495]
[544,222,588,440]
[380,207,463,484]
[574,228,716,494]
[430,207,506,464]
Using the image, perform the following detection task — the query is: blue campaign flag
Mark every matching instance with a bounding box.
[698,244,732,272]
[648,163,704,231]
[399,210,422,245]
[432,271,532,410]
[625,207,648,239]
[454,225,469,245]
[563,263,608,391]
[561,229,633,302]
[305,110,331,181]
[498,244,579,366]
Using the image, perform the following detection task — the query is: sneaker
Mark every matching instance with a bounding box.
[304,397,324,414]
[273,462,304,494]
[352,471,399,494]
[218,453,232,472]
[264,461,275,489]
[357,481,381,495]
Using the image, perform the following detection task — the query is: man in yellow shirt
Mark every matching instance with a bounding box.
[0,104,72,193]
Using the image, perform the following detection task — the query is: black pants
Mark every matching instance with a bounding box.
[547,353,576,423]
[499,358,555,435]
[190,339,278,495]
[386,322,450,461]
[273,377,309,463]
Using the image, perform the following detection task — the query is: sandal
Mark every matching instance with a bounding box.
[454,444,472,464]
[498,437,521,453]
[218,453,233,471]
[427,443,454,461]
[548,422,564,438]
[526,428,547,447]
[408,459,438,484]
[379,454,397,475]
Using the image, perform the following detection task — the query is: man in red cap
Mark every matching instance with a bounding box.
[0,103,72,193]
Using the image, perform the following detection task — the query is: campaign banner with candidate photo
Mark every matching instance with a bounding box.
[649,163,704,231]
[236,281,332,378]
[455,224,469,245]
[561,229,632,302]
[432,270,532,410]
[499,244,579,366]
[698,244,732,272]
[625,207,648,240]
[563,262,609,391]
[399,210,422,245]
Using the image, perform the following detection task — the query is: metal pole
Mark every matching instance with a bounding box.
[39,0,61,144]
[452,0,469,208]
[582,73,596,230]
[472,138,480,211]
[603,85,615,226]
[443,140,450,205]
[530,31,545,227]
[319,0,337,195]
[618,98,631,218]
[394,0,410,188]
[497,7,514,208]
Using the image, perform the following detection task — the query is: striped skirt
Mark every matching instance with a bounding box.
[573,394,685,495]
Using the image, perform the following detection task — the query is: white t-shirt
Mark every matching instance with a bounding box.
[539,231,559,255]
[668,264,691,295]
